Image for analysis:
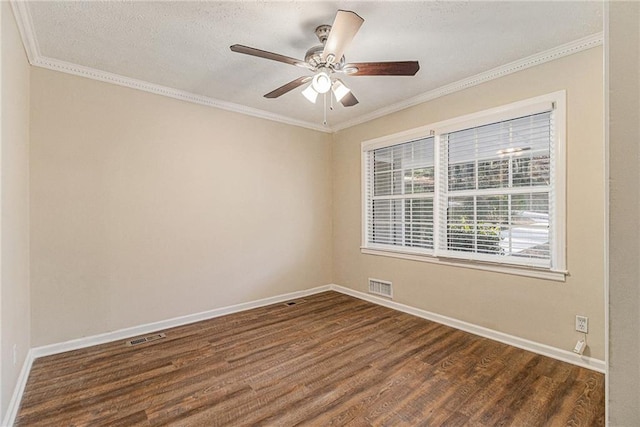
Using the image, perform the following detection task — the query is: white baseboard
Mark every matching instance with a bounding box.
[328,284,606,373]
[26,285,606,374]
[3,282,605,426]
[2,349,35,427]
[31,285,331,359]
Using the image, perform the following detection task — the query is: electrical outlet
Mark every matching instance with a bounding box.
[575,315,589,333]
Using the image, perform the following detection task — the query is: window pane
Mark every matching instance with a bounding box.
[446,193,550,260]
[512,154,550,187]
[405,167,435,194]
[508,193,550,259]
[447,196,504,255]
[478,159,509,189]
[447,196,475,252]
[367,137,435,252]
[477,195,509,225]
[446,111,551,193]
[372,199,391,222]
[373,156,392,172]
[371,199,404,246]
[392,170,403,195]
[415,167,435,193]
[392,145,404,169]
[477,196,507,254]
[449,161,475,191]
[404,198,433,248]
[374,171,392,196]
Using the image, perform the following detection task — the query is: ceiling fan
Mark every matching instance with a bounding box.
[230,10,420,108]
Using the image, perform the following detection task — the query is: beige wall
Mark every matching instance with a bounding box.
[29,68,333,346]
[608,1,640,424]
[333,47,605,360]
[0,2,31,420]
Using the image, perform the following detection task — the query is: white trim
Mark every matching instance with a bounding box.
[8,0,38,63]
[431,100,554,135]
[361,248,567,282]
[551,91,568,272]
[9,0,602,134]
[330,284,605,373]
[31,285,331,359]
[0,0,2,417]
[361,124,435,152]
[361,145,368,251]
[31,56,330,134]
[1,350,35,427]
[602,4,610,423]
[333,32,603,131]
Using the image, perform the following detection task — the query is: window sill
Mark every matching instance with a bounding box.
[360,248,567,282]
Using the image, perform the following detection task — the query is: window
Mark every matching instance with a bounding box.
[365,137,434,249]
[362,92,566,278]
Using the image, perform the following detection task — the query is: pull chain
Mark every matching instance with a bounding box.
[323,92,328,126]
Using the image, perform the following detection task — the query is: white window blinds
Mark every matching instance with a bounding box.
[365,137,435,251]
[438,112,553,267]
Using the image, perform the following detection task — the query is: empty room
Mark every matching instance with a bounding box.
[1,1,638,426]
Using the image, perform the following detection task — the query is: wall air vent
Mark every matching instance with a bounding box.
[125,332,166,347]
[283,299,307,307]
[368,278,393,298]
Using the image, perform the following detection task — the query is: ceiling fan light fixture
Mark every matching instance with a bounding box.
[311,71,332,94]
[230,9,420,114]
[302,84,319,103]
[332,80,351,102]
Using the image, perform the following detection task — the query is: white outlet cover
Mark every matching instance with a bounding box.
[575,315,589,333]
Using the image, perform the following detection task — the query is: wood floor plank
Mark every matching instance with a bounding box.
[15,291,605,426]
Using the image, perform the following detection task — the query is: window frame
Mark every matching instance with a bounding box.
[361,91,567,281]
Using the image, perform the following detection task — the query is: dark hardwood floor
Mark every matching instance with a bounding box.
[16,291,605,426]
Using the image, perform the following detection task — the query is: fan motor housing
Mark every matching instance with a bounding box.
[305,24,346,71]
[304,45,345,71]
[304,45,324,68]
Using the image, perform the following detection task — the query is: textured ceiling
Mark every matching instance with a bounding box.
[22,1,603,130]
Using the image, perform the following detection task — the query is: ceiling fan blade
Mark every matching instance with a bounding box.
[230,44,311,69]
[322,10,364,63]
[264,76,312,98]
[340,91,359,107]
[344,61,420,76]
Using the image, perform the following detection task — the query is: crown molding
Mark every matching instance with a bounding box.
[331,32,604,132]
[31,56,330,133]
[10,0,602,134]
[9,0,40,63]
